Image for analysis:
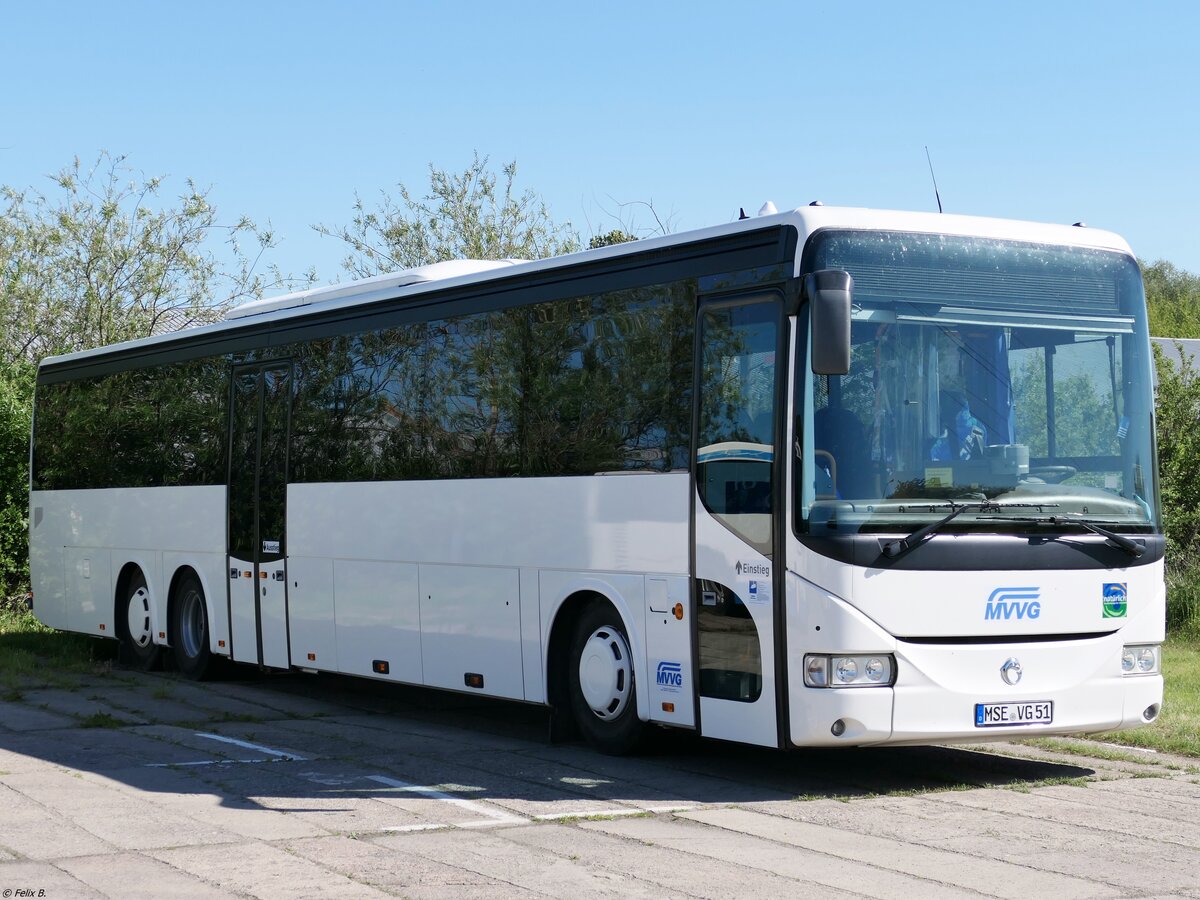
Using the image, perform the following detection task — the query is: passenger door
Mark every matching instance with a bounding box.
[227,362,292,668]
[693,294,784,747]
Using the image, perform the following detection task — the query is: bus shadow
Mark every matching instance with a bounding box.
[643,730,1097,802]
[0,661,1098,817]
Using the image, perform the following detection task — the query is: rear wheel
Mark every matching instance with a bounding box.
[118,571,161,671]
[172,572,213,680]
[567,599,645,755]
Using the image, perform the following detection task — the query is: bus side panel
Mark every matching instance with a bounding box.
[420,563,523,699]
[29,495,66,630]
[334,558,421,683]
[288,476,690,706]
[29,487,226,643]
[644,574,695,727]
[520,567,543,703]
[287,475,689,577]
[64,547,110,635]
[286,556,337,672]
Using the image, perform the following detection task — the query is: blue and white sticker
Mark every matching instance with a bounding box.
[1103,582,1128,618]
[656,661,683,692]
[743,577,770,604]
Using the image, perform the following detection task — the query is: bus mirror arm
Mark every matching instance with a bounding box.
[806,269,853,375]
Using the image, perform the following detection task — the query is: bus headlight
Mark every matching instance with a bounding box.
[805,655,829,687]
[1121,644,1159,676]
[804,654,895,687]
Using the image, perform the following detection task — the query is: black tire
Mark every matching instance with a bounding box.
[171,572,214,680]
[117,570,162,671]
[567,599,645,755]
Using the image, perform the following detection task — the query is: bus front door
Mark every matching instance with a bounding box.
[693,295,784,748]
[227,362,292,669]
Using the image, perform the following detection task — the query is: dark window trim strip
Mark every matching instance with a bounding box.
[898,630,1117,645]
[38,226,795,385]
[796,532,1164,570]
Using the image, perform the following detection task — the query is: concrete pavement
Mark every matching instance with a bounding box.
[1,665,1197,898]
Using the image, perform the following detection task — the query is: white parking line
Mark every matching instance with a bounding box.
[532,805,695,821]
[146,758,286,768]
[368,774,526,830]
[195,732,308,760]
[144,732,309,768]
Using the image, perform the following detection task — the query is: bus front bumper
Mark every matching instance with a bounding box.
[788,637,1163,747]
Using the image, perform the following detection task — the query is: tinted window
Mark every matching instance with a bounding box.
[696,301,780,556]
[34,276,699,489]
[290,279,695,482]
[33,357,226,490]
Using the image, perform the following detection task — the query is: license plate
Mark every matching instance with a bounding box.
[974,700,1054,727]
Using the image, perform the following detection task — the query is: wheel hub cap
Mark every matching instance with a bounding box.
[578,626,632,720]
[126,587,152,648]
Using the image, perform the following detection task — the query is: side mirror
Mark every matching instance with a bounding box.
[806,269,853,375]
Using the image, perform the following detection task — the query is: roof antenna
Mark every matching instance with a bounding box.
[925,146,943,214]
[738,207,749,220]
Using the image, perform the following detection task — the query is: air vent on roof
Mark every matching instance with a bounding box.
[225,259,522,320]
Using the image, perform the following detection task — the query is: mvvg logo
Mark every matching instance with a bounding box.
[656,661,683,691]
[985,587,1042,621]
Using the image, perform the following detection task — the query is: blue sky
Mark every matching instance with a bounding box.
[3,1,1197,286]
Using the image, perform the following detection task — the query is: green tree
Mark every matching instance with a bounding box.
[0,152,300,595]
[1144,259,1200,338]
[1152,341,1200,632]
[315,153,580,278]
[1,153,302,366]
[589,229,638,250]
[1154,343,1200,552]
[0,359,33,596]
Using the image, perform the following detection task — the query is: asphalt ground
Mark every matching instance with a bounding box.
[1,662,1198,899]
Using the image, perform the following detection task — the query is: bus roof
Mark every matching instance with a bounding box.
[38,205,1136,370]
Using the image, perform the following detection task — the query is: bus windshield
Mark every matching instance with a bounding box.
[797,231,1159,535]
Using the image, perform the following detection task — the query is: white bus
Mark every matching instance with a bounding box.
[28,206,1164,753]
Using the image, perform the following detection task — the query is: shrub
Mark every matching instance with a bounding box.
[0,360,33,597]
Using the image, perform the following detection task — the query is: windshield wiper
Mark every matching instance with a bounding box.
[880,501,1060,558]
[981,514,1145,558]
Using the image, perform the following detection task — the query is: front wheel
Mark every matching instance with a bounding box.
[118,571,162,671]
[567,600,645,755]
[172,572,214,680]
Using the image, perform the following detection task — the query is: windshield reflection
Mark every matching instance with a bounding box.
[797,233,1158,535]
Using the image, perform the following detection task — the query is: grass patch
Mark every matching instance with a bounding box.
[1099,636,1200,757]
[0,595,114,690]
[77,711,123,728]
[1006,775,1091,794]
[1024,737,1170,766]
[216,711,264,724]
[175,712,265,732]
[552,811,656,824]
[1165,551,1200,637]
[796,774,1093,803]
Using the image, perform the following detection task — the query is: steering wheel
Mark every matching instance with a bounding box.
[1028,465,1077,484]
